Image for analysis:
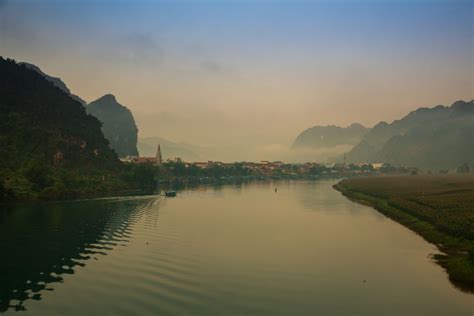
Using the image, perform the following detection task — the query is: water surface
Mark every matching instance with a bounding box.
[1,180,472,315]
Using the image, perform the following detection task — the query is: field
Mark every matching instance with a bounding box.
[334,175,474,292]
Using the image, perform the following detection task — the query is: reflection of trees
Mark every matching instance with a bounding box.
[0,197,154,312]
[159,179,251,195]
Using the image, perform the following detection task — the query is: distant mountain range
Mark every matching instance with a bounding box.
[12,59,474,169]
[293,100,473,170]
[290,123,368,162]
[292,123,368,149]
[87,95,139,157]
[346,100,473,170]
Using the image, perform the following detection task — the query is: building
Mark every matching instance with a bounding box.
[193,162,209,169]
[167,157,183,163]
[156,144,163,165]
[121,143,163,165]
[130,156,157,164]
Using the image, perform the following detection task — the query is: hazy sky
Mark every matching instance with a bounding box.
[1,0,472,156]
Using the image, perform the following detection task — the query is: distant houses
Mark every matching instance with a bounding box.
[120,147,418,176]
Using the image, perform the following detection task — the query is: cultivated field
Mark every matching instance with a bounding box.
[338,175,474,239]
[335,174,474,292]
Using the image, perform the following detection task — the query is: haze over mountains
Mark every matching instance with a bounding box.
[346,100,474,170]
[291,124,369,162]
[138,137,199,161]
[10,58,473,170]
[21,61,140,159]
[3,0,471,163]
[293,123,368,149]
[293,100,474,170]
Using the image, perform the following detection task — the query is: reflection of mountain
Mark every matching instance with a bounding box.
[0,198,153,312]
[138,137,200,161]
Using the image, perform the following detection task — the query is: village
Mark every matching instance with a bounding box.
[120,144,414,181]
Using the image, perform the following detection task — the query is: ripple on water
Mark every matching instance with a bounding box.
[0,196,157,313]
[1,182,473,316]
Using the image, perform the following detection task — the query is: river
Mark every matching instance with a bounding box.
[0,180,472,315]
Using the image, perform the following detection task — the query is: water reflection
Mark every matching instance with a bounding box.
[0,197,156,312]
[157,178,263,194]
[0,181,472,315]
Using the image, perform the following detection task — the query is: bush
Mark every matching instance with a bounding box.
[38,181,68,201]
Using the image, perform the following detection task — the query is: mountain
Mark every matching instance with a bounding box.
[87,95,139,157]
[19,62,140,159]
[138,137,200,161]
[292,123,369,149]
[0,57,119,171]
[0,58,118,168]
[19,62,86,105]
[0,57,160,200]
[347,100,474,170]
[290,123,369,162]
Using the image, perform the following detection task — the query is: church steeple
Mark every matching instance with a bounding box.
[156,144,163,165]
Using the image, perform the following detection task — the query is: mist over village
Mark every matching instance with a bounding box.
[0,0,473,315]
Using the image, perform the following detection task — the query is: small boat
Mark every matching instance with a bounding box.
[164,191,177,197]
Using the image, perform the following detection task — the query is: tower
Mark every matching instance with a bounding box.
[156,144,163,165]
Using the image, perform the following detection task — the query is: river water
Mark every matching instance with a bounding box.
[0,180,472,315]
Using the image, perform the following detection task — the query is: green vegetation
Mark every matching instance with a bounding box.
[0,160,163,202]
[335,175,474,292]
[0,58,268,203]
[0,57,153,202]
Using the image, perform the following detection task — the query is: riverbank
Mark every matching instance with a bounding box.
[3,179,472,314]
[1,160,351,203]
[334,175,474,292]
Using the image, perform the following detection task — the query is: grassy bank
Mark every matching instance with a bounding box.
[334,175,474,292]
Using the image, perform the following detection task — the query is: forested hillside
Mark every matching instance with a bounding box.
[0,58,129,200]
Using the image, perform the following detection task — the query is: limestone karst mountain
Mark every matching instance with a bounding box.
[0,58,118,170]
[346,100,474,170]
[19,62,86,105]
[87,94,139,157]
[292,123,369,150]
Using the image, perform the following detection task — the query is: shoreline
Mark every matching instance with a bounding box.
[333,180,474,293]
[1,174,345,204]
